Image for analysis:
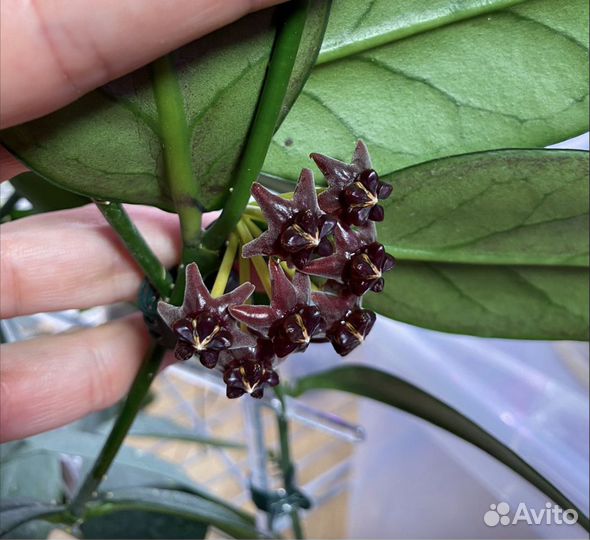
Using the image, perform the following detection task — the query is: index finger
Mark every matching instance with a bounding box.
[0,204,186,318]
[1,0,286,128]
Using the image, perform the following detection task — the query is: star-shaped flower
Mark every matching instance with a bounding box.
[312,292,376,356]
[311,140,393,226]
[221,339,279,399]
[158,263,255,368]
[302,224,395,296]
[242,169,336,268]
[229,259,323,357]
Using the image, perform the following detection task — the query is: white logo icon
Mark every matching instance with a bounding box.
[483,501,578,527]
[484,502,511,526]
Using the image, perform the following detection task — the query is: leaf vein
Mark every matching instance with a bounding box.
[506,10,588,50]
[352,56,588,126]
[301,89,419,157]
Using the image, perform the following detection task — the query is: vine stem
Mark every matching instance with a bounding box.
[274,385,305,539]
[211,233,239,297]
[0,191,21,220]
[68,344,167,518]
[202,0,310,252]
[95,201,174,299]
[151,54,216,303]
[236,220,272,296]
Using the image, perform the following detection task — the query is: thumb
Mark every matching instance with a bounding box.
[0,0,287,129]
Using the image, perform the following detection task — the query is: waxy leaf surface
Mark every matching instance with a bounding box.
[365,149,589,340]
[266,0,589,179]
[379,149,589,267]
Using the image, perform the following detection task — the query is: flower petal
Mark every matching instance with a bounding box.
[334,223,367,253]
[352,140,372,170]
[318,188,342,214]
[310,152,357,189]
[157,301,184,328]
[229,305,277,334]
[292,168,318,210]
[220,282,256,310]
[251,183,293,228]
[183,263,211,313]
[242,233,275,258]
[312,292,358,327]
[293,271,312,305]
[269,259,298,314]
[301,253,345,281]
[230,328,257,348]
[356,221,378,244]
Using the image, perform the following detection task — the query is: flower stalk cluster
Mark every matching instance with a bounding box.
[158,141,395,399]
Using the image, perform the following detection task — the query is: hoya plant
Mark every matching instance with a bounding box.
[0,0,588,538]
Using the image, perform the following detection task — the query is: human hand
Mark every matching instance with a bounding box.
[0,0,286,175]
[0,0,285,442]
[0,205,186,442]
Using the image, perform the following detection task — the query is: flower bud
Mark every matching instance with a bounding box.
[326,308,376,356]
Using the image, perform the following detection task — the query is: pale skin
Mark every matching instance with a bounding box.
[0,0,286,442]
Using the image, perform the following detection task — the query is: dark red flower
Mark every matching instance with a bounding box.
[221,340,279,399]
[343,242,396,296]
[312,293,376,356]
[242,169,336,268]
[311,140,392,226]
[158,263,256,367]
[229,259,323,357]
[303,223,395,296]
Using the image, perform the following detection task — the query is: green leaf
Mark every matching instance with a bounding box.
[0,450,63,503]
[81,509,207,540]
[25,430,250,522]
[85,488,262,539]
[0,3,331,210]
[0,504,64,538]
[0,503,54,539]
[365,149,590,340]
[379,149,589,266]
[318,0,528,64]
[0,442,28,464]
[10,173,89,212]
[76,407,247,449]
[290,365,590,532]
[0,520,54,540]
[265,0,589,180]
[365,263,589,340]
[124,415,247,450]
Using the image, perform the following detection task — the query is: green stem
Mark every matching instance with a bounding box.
[211,233,239,297]
[68,344,167,518]
[236,221,272,296]
[151,55,210,303]
[274,385,305,539]
[290,508,305,540]
[243,215,264,239]
[95,201,174,299]
[244,206,265,222]
[202,0,310,252]
[0,191,21,220]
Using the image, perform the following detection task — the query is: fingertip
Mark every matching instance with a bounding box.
[0,146,28,182]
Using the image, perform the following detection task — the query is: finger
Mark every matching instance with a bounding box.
[0,314,175,442]
[1,0,287,128]
[0,204,187,319]
[0,146,28,182]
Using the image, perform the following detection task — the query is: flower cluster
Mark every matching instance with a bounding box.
[158,141,394,399]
